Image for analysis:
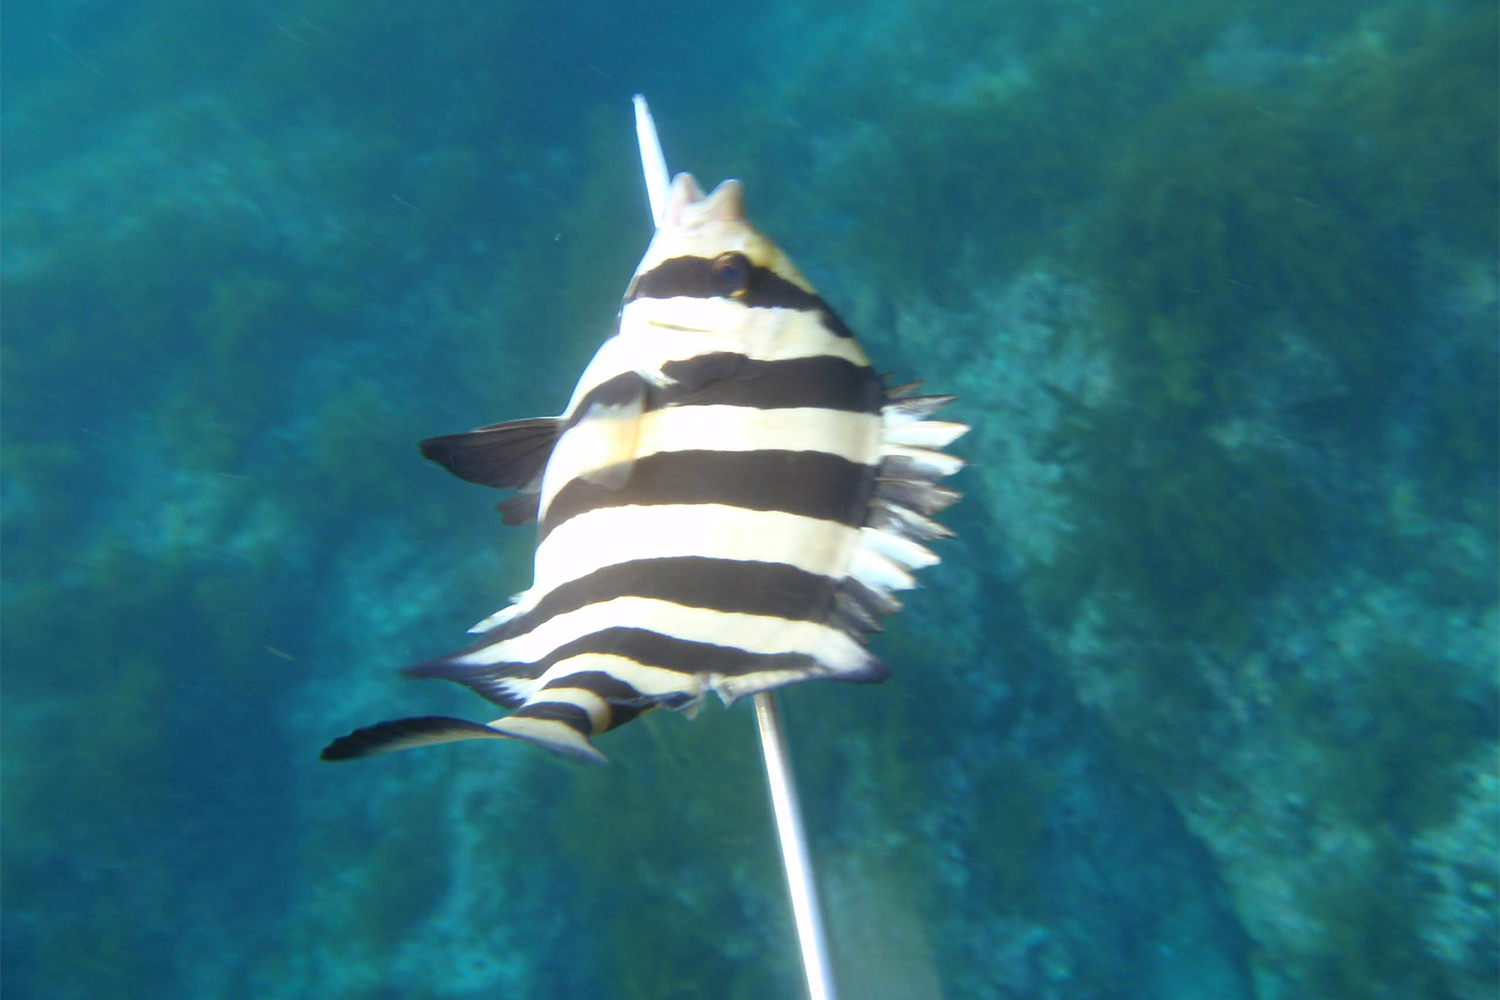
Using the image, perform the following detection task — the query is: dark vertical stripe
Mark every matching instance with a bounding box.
[512,557,839,633]
[536,673,660,734]
[535,627,830,679]
[407,626,839,685]
[602,702,649,731]
[540,448,873,540]
[625,255,855,338]
[655,354,882,412]
[541,669,645,703]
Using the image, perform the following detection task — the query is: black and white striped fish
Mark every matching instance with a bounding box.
[322,173,967,765]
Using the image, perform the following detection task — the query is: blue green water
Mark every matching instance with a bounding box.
[3,2,1496,998]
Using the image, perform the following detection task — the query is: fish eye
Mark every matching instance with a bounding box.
[709,252,752,297]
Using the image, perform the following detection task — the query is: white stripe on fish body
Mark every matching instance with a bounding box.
[456,596,873,676]
[321,170,968,765]
[520,683,612,729]
[635,406,881,459]
[532,505,863,600]
[537,653,711,701]
[623,297,871,366]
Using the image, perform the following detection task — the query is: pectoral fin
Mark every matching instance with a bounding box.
[565,376,646,491]
[419,417,560,489]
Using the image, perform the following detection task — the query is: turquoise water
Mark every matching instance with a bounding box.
[3,2,1496,998]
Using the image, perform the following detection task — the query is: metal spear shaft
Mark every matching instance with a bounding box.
[752,689,839,1000]
[631,94,840,1000]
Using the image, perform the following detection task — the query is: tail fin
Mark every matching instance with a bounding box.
[320,713,607,765]
[320,715,511,760]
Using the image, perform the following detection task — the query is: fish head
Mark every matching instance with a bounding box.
[633,172,822,301]
[659,172,760,250]
[625,173,829,353]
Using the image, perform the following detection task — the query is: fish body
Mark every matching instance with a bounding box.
[322,173,966,764]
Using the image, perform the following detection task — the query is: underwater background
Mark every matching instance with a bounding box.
[3,1,1496,998]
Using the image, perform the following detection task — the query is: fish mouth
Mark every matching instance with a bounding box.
[645,320,712,334]
[663,175,744,228]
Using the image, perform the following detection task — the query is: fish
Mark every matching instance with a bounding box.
[321,172,968,765]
